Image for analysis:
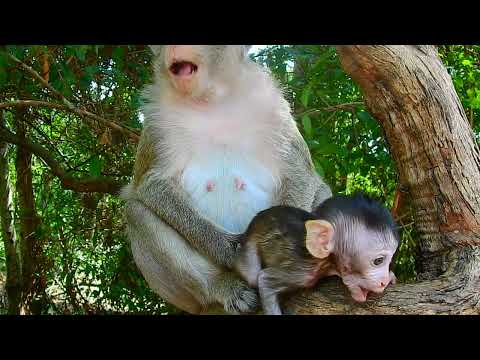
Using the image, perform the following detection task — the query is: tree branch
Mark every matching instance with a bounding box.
[0,126,124,194]
[295,102,364,118]
[2,53,140,142]
[284,247,480,315]
[284,45,480,314]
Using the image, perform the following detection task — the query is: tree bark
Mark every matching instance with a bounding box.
[283,45,480,315]
[14,108,45,314]
[0,111,21,314]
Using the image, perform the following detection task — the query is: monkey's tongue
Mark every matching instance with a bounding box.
[360,287,369,300]
[169,61,197,76]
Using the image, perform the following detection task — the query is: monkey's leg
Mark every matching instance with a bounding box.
[125,200,258,314]
[257,269,289,315]
[129,229,203,314]
[233,240,262,288]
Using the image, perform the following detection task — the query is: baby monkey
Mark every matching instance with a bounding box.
[234,193,399,315]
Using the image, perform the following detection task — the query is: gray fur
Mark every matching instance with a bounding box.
[122,45,332,314]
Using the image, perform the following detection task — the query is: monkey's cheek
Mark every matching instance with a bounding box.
[389,271,397,285]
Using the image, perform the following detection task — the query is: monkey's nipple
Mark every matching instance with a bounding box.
[234,177,246,191]
[206,180,216,192]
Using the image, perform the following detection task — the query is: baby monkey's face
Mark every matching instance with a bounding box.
[339,241,397,302]
[306,219,398,303]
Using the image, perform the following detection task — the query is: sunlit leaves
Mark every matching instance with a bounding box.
[301,115,313,139]
[0,45,159,314]
[89,156,104,178]
[438,45,480,130]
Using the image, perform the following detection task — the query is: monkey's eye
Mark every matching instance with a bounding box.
[373,257,384,266]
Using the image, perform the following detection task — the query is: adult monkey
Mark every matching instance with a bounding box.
[122,45,332,314]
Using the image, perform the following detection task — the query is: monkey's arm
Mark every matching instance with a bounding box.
[277,133,332,211]
[126,129,241,268]
[131,172,241,268]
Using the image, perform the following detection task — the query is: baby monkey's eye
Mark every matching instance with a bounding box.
[373,257,384,266]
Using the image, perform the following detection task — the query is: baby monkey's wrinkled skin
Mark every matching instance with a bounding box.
[234,194,399,315]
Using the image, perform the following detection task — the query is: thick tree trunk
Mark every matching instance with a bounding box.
[0,111,21,314]
[14,108,44,314]
[284,45,480,315]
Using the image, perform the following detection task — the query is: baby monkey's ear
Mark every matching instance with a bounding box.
[305,220,334,259]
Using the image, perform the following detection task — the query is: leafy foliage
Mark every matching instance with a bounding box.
[0,45,479,313]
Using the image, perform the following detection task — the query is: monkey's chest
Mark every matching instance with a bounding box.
[181,149,277,234]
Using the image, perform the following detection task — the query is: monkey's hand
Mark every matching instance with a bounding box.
[126,175,243,269]
[214,232,244,268]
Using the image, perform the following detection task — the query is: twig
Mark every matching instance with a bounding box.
[295,101,363,118]
[399,221,415,228]
[4,52,66,101]
[20,110,75,170]
[0,126,124,194]
[2,53,140,142]
[0,99,139,142]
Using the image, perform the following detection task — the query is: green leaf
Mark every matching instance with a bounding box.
[471,95,480,109]
[0,68,7,85]
[112,47,125,68]
[313,159,325,177]
[75,45,89,62]
[302,114,313,139]
[300,85,311,107]
[356,110,375,124]
[89,156,104,177]
[0,52,8,68]
[6,45,25,59]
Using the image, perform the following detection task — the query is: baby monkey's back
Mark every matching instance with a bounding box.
[244,206,320,267]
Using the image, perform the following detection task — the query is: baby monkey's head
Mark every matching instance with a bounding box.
[307,193,399,302]
[150,45,252,101]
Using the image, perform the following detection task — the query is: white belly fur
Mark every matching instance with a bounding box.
[181,147,277,234]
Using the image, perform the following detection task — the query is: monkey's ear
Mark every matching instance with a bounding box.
[305,220,334,259]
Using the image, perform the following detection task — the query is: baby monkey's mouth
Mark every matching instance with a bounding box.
[169,61,198,76]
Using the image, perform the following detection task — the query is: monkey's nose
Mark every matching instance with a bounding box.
[379,278,390,288]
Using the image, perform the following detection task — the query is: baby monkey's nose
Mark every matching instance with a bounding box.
[379,277,390,288]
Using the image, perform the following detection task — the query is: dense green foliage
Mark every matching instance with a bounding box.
[0,45,479,314]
